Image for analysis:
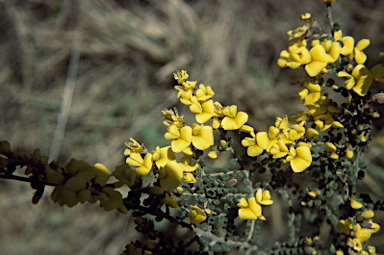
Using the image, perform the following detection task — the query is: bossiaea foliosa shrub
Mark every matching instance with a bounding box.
[1,1,384,254]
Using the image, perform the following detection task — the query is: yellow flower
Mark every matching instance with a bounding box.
[242,132,269,157]
[298,77,321,105]
[334,30,355,55]
[188,206,207,224]
[347,238,362,252]
[285,145,312,173]
[355,223,373,243]
[220,105,248,130]
[196,84,215,101]
[320,39,341,61]
[287,25,310,40]
[112,164,137,187]
[269,140,289,159]
[278,38,311,69]
[237,189,273,220]
[135,153,153,177]
[191,123,214,150]
[174,81,196,97]
[338,64,373,96]
[179,90,202,113]
[98,187,126,213]
[125,152,154,177]
[275,115,290,129]
[305,41,338,77]
[124,138,143,156]
[313,114,334,131]
[179,156,198,172]
[289,111,308,122]
[287,124,306,142]
[173,70,189,84]
[126,152,143,166]
[337,218,353,235]
[152,146,176,168]
[164,125,192,153]
[158,161,184,191]
[354,39,370,64]
[195,100,216,124]
[300,13,311,21]
[183,172,196,183]
[162,109,184,128]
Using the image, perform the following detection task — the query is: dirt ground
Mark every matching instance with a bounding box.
[1,0,384,254]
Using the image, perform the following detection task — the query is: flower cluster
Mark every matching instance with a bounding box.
[241,115,312,173]
[47,159,128,213]
[237,189,273,220]
[2,1,384,254]
[337,203,380,254]
[278,16,384,96]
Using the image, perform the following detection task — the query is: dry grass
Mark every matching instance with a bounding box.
[1,0,384,254]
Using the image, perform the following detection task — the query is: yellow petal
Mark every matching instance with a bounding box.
[340,36,354,55]
[237,197,248,208]
[332,121,344,128]
[248,197,262,217]
[135,153,153,177]
[192,125,214,150]
[354,48,367,64]
[305,60,327,77]
[179,156,198,172]
[154,146,176,168]
[355,39,370,51]
[94,163,110,186]
[371,64,384,82]
[352,65,373,96]
[196,100,215,123]
[334,30,343,41]
[325,142,337,152]
[208,150,218,159]
[159,161,183,191]
[256,132,269,150]
[238,207,257,220]
[126,153,143,166]
[351,199,363,209]
[247,145,264,157]
[165,125,180,140]
[290,146,312,173]
[346,149,354,159]
[221,111,248,130]
[307,128,319,139]
[188,206,207,224]
[327,42,341,62]
[361,210,374,219]
[171,126,192,153]
[242,136,256,147]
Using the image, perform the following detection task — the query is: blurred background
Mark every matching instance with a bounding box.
[0,0,383,254]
